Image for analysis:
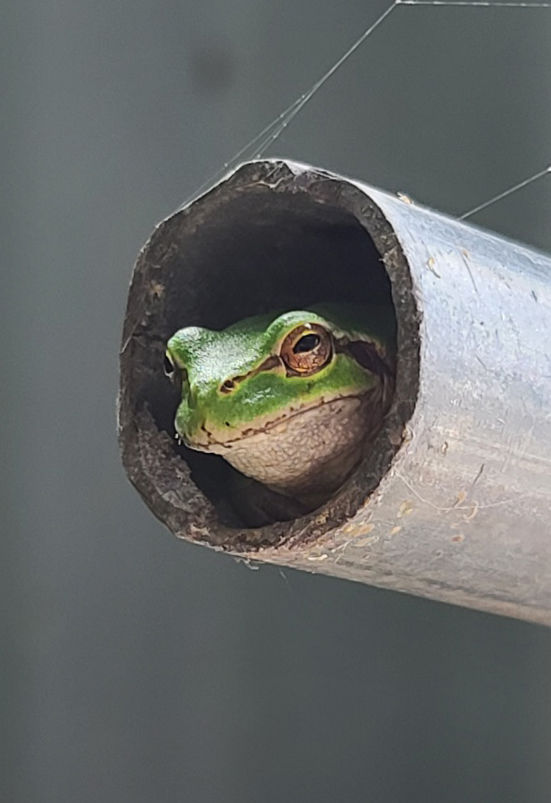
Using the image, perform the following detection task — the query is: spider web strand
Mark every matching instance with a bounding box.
[459,166,551,219]
[182,1,397,206]
[398,1,551,8]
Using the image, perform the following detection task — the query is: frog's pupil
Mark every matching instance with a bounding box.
[293,334,320,353]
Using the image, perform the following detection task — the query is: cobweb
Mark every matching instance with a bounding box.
[182,0,550,248]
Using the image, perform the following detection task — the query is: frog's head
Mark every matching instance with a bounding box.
[165,306,394,504]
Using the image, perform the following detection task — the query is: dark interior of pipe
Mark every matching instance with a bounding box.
[136,189,398,527]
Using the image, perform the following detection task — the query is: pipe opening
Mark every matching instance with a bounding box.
[120,162,419,549]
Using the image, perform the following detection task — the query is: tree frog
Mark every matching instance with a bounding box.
[165,305,395,522]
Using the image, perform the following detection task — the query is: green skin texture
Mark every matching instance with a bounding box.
[166,304,394,449]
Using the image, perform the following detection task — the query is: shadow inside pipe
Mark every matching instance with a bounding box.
[136,188,398,527]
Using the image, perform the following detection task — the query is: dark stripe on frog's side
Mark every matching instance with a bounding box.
[218,354,282,393]
[338,339,395,379]
[218,335,394,393]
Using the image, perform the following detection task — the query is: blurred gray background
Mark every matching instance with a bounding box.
[4,1,551,801]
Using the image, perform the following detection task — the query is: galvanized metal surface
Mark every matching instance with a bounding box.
[119,159,551,624]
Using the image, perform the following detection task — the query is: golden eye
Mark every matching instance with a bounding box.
[280,323,333,376]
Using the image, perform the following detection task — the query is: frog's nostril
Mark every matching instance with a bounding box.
[220,379,236,394]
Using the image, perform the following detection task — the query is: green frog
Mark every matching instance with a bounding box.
[165,305,395,523]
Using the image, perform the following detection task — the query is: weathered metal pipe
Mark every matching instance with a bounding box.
[119,159,551,625]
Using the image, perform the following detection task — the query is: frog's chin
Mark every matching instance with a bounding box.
[182,392,385,502]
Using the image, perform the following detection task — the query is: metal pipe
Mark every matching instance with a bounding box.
[119,159,551,625]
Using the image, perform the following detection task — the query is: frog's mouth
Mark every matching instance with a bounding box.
[187,363,393,449]
[183,393,363,452]
[182,388,390,498]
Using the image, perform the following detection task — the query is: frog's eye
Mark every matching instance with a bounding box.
[280,323,333,376]
[164,351,176,378]
[164,351,188,390]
